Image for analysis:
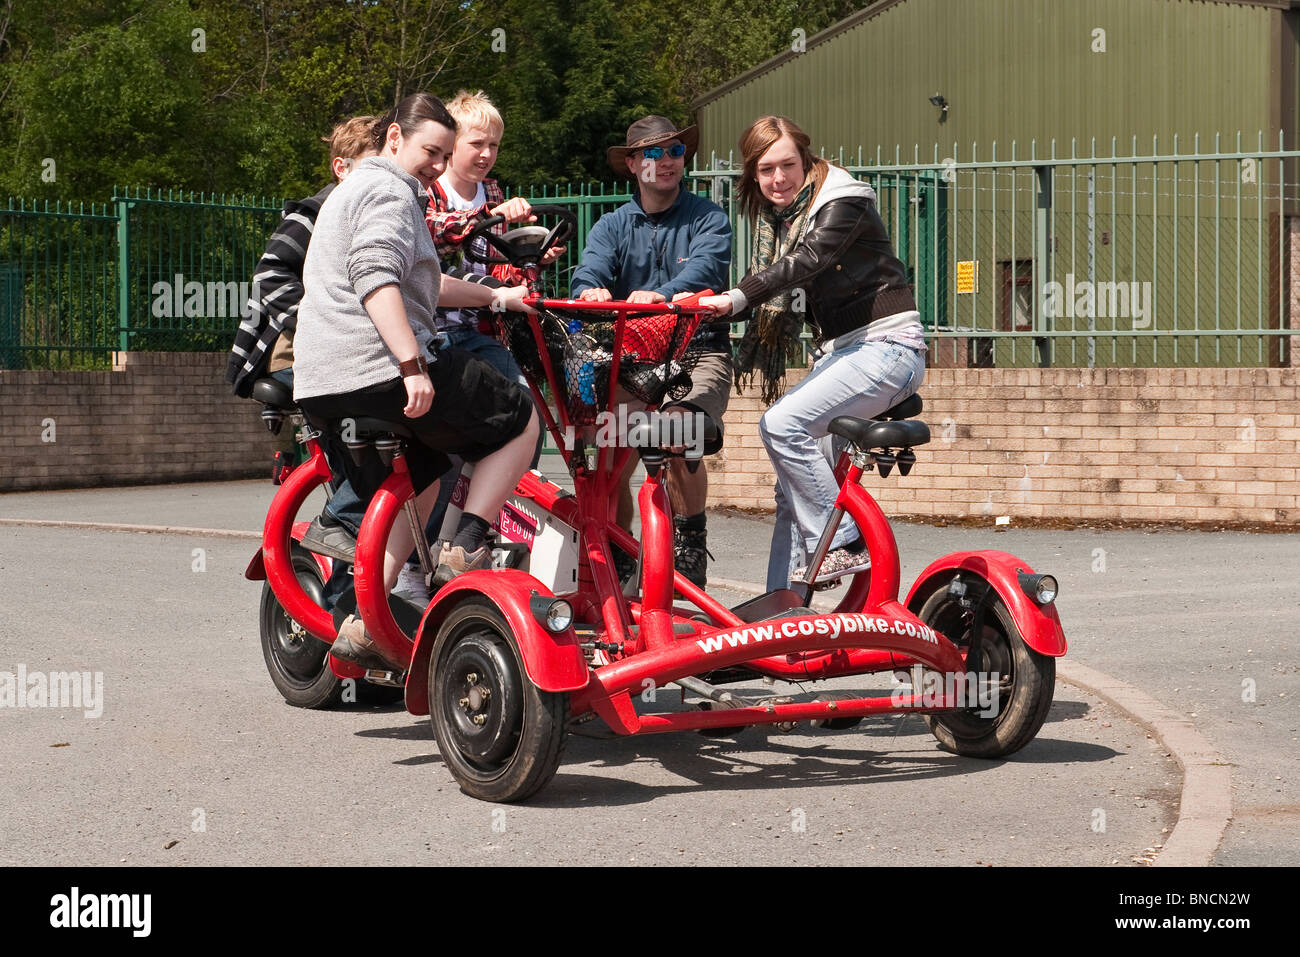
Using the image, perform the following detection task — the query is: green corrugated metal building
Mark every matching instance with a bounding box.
[692,0,1300,368]
[694,0,1297,167]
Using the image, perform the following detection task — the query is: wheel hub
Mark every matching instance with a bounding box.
[459,672,493,724]
[273,605,326,679]
[440,635,524,766]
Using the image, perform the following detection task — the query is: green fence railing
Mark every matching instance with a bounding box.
[690,132,1299,368]
[3,133,1297,370]
[116,187,285,356]
[1,199,118,369]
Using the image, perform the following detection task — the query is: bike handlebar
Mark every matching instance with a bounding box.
[522,294,719,316]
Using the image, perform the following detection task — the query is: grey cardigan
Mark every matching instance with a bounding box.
[292,156,442,400]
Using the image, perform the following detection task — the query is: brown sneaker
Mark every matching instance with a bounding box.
[432,543,493,588]
[331,614,405,670]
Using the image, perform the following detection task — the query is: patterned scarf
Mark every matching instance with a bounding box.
[733,177,817,404]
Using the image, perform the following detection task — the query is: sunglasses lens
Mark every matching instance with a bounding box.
[641,143,686,161]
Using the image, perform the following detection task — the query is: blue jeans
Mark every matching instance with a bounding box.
[424,326,540,543]
[760,337,926,591]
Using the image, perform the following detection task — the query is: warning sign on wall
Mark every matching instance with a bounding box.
[956,260,979,294]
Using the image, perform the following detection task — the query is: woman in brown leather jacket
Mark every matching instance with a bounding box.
[701,116,926,591]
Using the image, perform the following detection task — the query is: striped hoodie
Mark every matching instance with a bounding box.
[225,184,334,397]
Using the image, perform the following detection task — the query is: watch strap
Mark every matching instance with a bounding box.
[398,355,429,377]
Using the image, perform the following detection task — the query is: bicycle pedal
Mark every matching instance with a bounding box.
[363,669,406,688]
[806,577,843,592]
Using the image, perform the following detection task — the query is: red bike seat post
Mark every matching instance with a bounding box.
[635,453,676,646]
[573,465,634,649]
[834,456,902,608]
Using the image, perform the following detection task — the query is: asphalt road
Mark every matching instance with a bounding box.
[1,478,1295,865]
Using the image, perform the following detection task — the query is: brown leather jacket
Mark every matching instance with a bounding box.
[736,195,916,341]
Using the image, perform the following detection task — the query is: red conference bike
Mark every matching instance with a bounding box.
[247,206,1067,802]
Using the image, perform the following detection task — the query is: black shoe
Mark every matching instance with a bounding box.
[301,515,357,563]
[673,520,708,589]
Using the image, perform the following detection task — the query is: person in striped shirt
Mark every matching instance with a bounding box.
[226,115,379,397]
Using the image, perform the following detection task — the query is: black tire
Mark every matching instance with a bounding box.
[917,583,1054,758]
[428,599,567,802]
[259,548,343,709]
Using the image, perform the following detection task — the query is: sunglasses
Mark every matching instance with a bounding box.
[640,143,687,160]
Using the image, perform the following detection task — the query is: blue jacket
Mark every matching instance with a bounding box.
[571,185,732,349]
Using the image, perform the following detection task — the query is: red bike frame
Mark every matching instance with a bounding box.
[252,294,1065,737]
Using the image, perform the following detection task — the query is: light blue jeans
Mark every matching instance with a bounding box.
[760,336,926,590]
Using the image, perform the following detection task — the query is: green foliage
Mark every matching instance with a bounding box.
[0,0,872,195]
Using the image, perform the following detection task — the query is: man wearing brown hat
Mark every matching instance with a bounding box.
[571,115,733,588]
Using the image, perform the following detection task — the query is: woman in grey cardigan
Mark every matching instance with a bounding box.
[293,93,539,669]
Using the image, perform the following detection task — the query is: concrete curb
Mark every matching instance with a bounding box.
[711,574,1231,867]
[0,518,260,540]
[1055,660,1232,867]
[2,525,1230,864]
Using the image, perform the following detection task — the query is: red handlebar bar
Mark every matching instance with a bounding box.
[522,290,719,316]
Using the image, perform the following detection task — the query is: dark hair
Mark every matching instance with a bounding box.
[370,92,457,151]
[736,115,829,221]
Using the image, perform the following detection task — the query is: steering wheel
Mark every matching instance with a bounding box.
[462,204,577,270]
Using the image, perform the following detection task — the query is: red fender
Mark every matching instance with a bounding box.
[403,569,590,716]
[905,550,1066,656]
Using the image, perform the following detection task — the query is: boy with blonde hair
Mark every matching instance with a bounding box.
[399,90,558,601]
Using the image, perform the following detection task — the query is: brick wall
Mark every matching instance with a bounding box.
[0,352,274,492]
[710,367,1300,525]
[4,352,1298,525]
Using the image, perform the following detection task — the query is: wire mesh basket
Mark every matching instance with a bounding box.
[496,304,704,424]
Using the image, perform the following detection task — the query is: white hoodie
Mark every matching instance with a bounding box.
[727,165,923,349]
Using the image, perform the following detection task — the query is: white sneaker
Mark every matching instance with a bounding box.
[393,562,431,607]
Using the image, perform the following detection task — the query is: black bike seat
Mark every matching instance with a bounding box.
[828,416,930,449]
[250,377,295,410]
[881,393,923,420]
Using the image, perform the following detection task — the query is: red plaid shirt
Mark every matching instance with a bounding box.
[425,177,521,284]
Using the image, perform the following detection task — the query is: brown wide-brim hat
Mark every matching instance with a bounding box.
[606,115,699,177]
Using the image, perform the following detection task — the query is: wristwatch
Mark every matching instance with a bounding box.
[398,355,429,377]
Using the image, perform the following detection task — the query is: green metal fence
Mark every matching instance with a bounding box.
[117,188,285,356]
[689,132,1299,368]
[1,199,118,369]
[3,133,1296,370]
[0,190,282,369]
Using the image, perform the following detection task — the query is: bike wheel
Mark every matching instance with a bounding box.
[917,583,1054,758]
[428,599,567,802]
[259,548,343,709]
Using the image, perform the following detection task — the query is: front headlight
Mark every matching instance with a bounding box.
[1018,571,1058,605]
[529,594,573,633]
